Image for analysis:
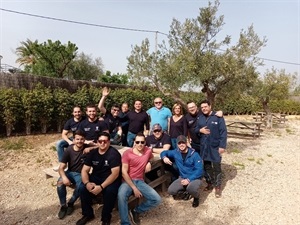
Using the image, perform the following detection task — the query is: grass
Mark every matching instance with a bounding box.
[0,137,27,151]
[247,157,255,161]
[232,162,245,170]
[230,149,242,154]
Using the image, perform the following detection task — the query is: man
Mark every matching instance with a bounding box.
[118,102,129,146]
[78,104,109,145]
[123,100,150,147]
[195,100,227,198]
[145,123,178,180]
[118,133,161,225]
[98,87,122,145]
[160,135,203,208]
[76,132,122,225]
[56,106,84,164]
[56,130,94,219]
[147,97,172,132]
[185,102,223,154]
[146,123,171,154]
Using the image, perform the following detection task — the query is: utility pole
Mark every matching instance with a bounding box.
[0,55,3,72]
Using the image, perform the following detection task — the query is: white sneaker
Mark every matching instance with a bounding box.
[53,165,59,172]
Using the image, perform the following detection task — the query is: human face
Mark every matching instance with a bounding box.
[97,136,110,151]
[177,141,187,152]
[134,101,142,111]
[74,134,85,148]
[187,102,198,115]
[173,106,181,115]
[153,129,163,139]
[134,136,146,152]
[200,103,212,115]
[111,107,120,117]
[73,107,82,120]
[86,106,97,120]
[154,98,163,109]
[121,103,129,113]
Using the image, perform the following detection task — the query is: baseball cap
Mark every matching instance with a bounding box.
[176,135,187,144]
[152,123,162,131]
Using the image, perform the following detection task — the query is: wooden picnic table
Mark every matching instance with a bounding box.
[44,145,170,192]
[253,112,287,124]
[226,120,263,137]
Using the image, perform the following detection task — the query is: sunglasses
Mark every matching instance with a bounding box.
[154,101,162,104]
[98,139,109,144]
[135,141,145,144]
[112,109,120,112]
[153,129,162,133]
[178,141,186,145]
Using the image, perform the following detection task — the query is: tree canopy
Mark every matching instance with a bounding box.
[127,0,267,107]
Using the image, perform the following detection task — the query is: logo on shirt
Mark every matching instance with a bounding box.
[104,160,109,167]
[95,126,99,131]
[92,160,99,166]
[84,128,91,131]
[212,121,218,125]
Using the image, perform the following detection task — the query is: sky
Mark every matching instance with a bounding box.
[0,0,299,82]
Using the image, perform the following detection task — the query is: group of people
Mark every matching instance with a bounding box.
[55,87,227,225]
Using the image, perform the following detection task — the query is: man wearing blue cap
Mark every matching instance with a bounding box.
[160,135,203,207]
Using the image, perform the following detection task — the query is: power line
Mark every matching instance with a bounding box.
[1,7,299,66]
[0,8,168,36]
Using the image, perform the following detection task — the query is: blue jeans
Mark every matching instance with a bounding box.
[56,138,72,162]
[57,171,82,206]
[171,138,177,150]
[118,180,161,225]
[78,174,121,223]
[126,131,136,147]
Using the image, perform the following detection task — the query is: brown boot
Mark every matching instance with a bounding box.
[215,186,222,198]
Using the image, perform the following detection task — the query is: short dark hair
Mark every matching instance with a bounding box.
[86,104,97,110]
[111,104,120,109]
[74,130,86,138]
[134,132,145,141]
[98,132,110,140]
[200,99,211,106]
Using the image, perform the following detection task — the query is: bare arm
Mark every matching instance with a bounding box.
[61,130,73,145]
[97,87,110,115]
[122,163,143,198]
[152,143,171,154]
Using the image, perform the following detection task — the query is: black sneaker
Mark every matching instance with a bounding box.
[204,183,214,191]
[66,203,74,215]
[58,205,67,219]
[192,198,199,208]
[129,209,140,225]
[76,215,95,225]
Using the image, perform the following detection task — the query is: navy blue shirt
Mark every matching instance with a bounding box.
[146,133,171,148]
[169,116,188,138]
[103,112,120,134]
[185,111,202,144]
[126,110,150,134]
[78,118,108,142]
[63,116,85,137]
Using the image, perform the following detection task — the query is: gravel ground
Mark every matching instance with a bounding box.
[0,115,299,225]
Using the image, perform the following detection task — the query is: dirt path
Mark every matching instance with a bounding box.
[1,116,299,225]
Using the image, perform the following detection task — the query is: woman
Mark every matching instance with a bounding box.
[169,103,188,149]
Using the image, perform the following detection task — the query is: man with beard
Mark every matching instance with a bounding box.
[195,100,227,198]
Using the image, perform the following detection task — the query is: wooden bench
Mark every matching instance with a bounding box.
[226,120,263,137]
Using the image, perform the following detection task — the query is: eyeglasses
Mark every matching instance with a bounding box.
[178,141,186,145]
[153,129,162,133]
[98,139,109,144]
[135,141,145,144]
[154,101,162,104]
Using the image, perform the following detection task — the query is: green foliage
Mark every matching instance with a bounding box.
[0,88,22,136]
[0,137,27,151]
[66,52,104,80]
[16,39,78,78]
[127,0,266,106]
[71,85,94,110]
[98,71,129,84]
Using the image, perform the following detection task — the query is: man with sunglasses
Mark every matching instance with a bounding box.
[118,133,161,225]
[76,132,122,225]
[147,97,172,133]
[98,87,122,145]
[161,135,203,208]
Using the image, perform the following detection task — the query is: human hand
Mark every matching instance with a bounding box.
[145,162,152,173]
[90,185,102,195]
[102,87,110,97]
[219,148,225,154]
[163,157,172,165]
[62,177,71,186]
[133,187,143,198]
[181,179,190,186]
[200,126,210,134]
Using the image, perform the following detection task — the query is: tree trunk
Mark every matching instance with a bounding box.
[25,119,31,135]
[261,97,272,129]
[6,124,13,137]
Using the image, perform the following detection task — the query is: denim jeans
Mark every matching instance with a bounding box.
[56,138,72,162]
[171,138,177,150]
[78,174,121,223]
[118,180,161,225]
[126,131,136,147]
[168,177,201,198]
[57,171,82,206]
